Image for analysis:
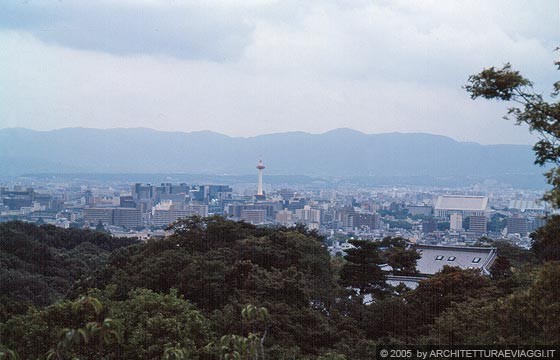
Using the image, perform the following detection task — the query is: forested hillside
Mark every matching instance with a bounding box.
[0,222,137,321]
[1,216,559,359]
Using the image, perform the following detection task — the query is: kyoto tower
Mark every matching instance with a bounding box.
[256,159,265,197]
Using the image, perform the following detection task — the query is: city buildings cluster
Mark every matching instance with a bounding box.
[0,161,552,249]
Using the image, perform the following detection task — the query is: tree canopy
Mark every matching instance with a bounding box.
[0,213,558,358]
[465,59,560,206]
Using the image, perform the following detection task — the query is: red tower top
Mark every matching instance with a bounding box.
[256,159,265,170]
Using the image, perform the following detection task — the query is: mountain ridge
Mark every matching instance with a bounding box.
[0,127,540,180]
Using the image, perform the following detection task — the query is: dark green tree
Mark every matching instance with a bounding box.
[95,221,105,232]
[339,240,386,297]
[378,236,407,249]
[386,247,420,276]
[405,266,498,336]
[428,262,560,345]
[489,256,513,280]
[530,215,560,262]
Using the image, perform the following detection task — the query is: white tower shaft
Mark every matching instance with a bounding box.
[257,169,263,196]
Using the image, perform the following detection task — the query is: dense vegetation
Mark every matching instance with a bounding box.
[0,221,137,321]
[0,215,559,359]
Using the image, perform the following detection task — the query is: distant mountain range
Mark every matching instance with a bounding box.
[0,127,546,187]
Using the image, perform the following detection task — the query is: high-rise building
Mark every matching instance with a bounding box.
[113,207,142,228]
[422,219,438,234]
[275,209,293,226]
[119,195,136,208]
[507,215,528,236]
[350,213,381,230]
[407,205,433,217]
[191,185,233,204]
[133,183,152,200]
[469,215,487,235]
[295,205,321,225]
[241,209,266,224]
[450,213,463,231]
[151,201,209,227]
[83,208,114,225]
[1,187,35,210]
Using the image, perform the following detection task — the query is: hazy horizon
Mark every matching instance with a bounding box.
[0,125,540,146]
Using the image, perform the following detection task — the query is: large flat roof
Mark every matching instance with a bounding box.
[412,244,496,275]
[435,195,488,211]
[508,200,548,211]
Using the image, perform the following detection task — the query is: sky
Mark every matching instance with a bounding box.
[0,0,557,144]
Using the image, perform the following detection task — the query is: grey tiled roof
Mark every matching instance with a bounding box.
[412,244,497,275]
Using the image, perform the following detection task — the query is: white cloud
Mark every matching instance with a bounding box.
[0,0,556,144]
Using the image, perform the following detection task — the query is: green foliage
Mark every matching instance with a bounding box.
[0,221,137,317]
[217,334,266,360]
[210,304,270,360]
[531,215,560,262]
[383,219,412,230]
[490,256,513,280]
[0,348,19,360]
[360,297,411,340]
[111,289,211,359]
[465,63,532,101]
[385,247,420,276]
[317,352,347,360]
[466,59,560,206]
[488,213,507,232]
[2,215,560,355]
[1,295,122,360]
[339,240,386,297]
[437,222,450,231]
[428,262,560,345]
[89,216,340,357]
[404,266,498,336]
[378,236,407,249]
[162,346,190,360]
[378,208,409,220]
[1,289,210,360]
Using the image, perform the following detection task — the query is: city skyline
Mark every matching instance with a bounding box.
[1,1,559,355]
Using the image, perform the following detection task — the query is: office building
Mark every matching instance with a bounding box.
[450,213,463,231]
[113,207,142,228]
[422,219,438,234]
[507,215,528,236]
[469,215,487,235]
[241,209,266,224]
[295,205,321,225]
[83,208,114,225]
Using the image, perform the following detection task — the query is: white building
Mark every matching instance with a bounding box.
[450,213,463,231]
[435,195,488,218]
[152,201,209,227]
[295,205,321,224]
[275,209,293,226]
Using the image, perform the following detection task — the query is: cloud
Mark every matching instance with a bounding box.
[0,0,262,61]
[0,0,557,144]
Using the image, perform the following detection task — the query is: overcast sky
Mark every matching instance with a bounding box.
[0,0,557,144]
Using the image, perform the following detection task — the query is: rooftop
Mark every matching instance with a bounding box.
[412,244,497,276]
[435,195,488,211]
